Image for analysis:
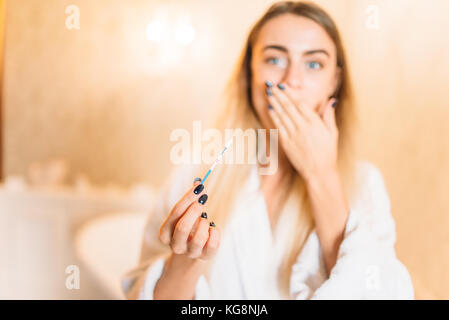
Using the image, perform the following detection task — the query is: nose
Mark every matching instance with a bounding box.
[282,61,303,89]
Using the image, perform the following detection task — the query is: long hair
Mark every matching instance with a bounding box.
[193,1,359,298]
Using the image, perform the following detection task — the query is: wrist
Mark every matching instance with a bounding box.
[304,166,349,223]
[164,253,207,280]
[156,254,207,300]
[305,166,340,191]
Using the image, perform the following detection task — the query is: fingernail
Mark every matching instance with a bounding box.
[194,184,204,195]
[194,177,202,183]
[198,194,208,205]
[332,99,339,108]
[277,83,286,91]
[210,221,215,227]
[201,212,207,219]
[268,104,273,110]
[266,88,273,96]
[265,81,273,88]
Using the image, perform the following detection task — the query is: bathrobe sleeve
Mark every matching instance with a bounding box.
[121,164,211,300]
[290,161,414,300]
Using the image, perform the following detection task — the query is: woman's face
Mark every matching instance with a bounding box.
[250,14,341,130]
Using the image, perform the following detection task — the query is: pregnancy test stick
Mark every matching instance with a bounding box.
[201,138,233,184]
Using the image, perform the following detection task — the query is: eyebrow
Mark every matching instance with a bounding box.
[263,45,330,57]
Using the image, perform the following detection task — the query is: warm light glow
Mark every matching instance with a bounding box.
[175,22,195,45]
[144,5,197,71]
[145,20,165,42]
[145,6,196,46]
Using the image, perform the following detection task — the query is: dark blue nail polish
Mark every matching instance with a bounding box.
[265,81,273,88]
[210,221,215,227]
[194,184,204,194]
[332,100,339,108]
[277,83,286,91]
[268,105,273,110]
[201,212,207,219]
[199,194,208,205]
[194,177,202,183]
[266,88,273,96]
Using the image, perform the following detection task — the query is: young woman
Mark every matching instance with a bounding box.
[122,1,414,299]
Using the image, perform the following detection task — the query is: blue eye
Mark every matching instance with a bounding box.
[307,61,322,70]
[266,57,287,68]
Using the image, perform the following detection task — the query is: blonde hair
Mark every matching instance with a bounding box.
[194,1,359,298]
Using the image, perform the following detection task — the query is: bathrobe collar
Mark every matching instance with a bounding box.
[228,165,299,299]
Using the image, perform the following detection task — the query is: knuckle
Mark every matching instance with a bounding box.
[176,222,191,235]
[172,208,183,220]
[200,252,212,260]
[158,232,169,245]
[186,251,199,259]
[171,244,185,255]
[208,242,219,250]
[192,236,207,248]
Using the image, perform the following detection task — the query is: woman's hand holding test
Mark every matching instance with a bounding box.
[154,179,220,299]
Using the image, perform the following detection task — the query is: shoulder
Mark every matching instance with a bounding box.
[355,160,387,190]
[352,160,391,210]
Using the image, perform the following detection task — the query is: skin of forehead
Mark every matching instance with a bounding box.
[254,14,335,59]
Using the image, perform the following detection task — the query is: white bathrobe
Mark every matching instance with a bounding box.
[121,160,414,300]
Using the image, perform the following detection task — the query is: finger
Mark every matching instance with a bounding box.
[267,88,296,136]
[159,179,206,245]
[317,97,329,119]
[193,177,202,186]
[322,98,339,136]
[170,198,207,254]
[186,213,210,259]
[271,84,309,130]
[267,105,290,140]
[280,83,320,123]
[201,223,220,260]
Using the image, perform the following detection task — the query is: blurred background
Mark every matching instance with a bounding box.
[0,0,448,299]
